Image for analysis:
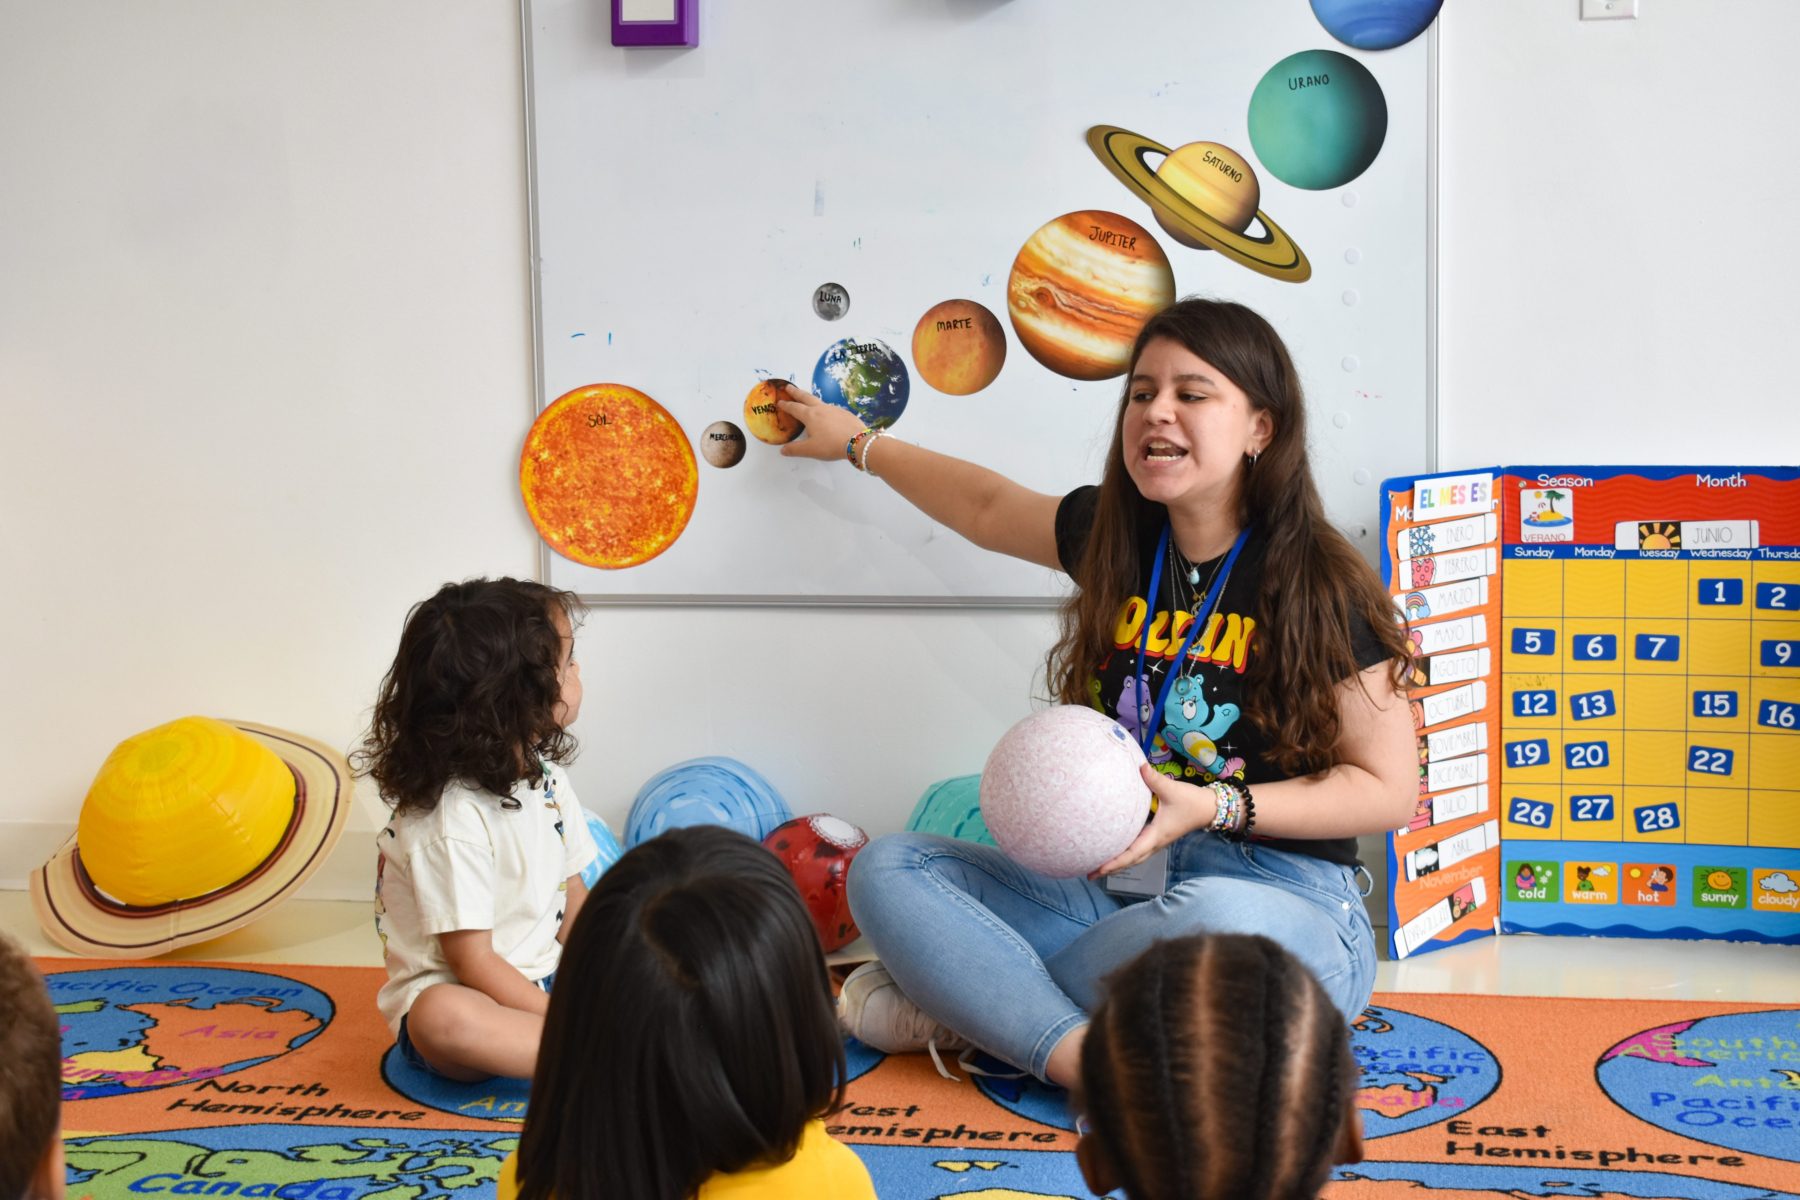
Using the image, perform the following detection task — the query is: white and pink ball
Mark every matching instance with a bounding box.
[979,706,1152,878]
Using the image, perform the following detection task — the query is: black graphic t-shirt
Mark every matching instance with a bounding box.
[1055,486,1389,867]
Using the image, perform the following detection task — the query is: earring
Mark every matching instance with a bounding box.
[1247,449,1260,466]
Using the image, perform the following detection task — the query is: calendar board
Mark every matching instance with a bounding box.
[1379,466,1800,958]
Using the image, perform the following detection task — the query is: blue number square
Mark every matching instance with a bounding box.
[1687,746,1734,776]
[1633,634,1681,662]
[1511,627,1557,656]
[1760,700,1799,730]
[1760,640,1800,668]
[1569,794,1615,822]
[1508,797,1554,829]
[1565,740,1610,769]
[1569,689,1614,720]
[1573,634,1617,661]
[1505,738,1551,769]
[1692,690,1739,719]
[1633,802,1682,834]
[1700,578,1743,606]
[1512,690,1557,718]
[1755,583,1796,611]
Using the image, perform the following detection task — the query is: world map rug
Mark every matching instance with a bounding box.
[43,957,1800,1199]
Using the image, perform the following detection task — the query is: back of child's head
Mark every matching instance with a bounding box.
[355,576,580,814]
[0,932,63,1200]
[1075,933,1360,1200]
[515,824,845,1200]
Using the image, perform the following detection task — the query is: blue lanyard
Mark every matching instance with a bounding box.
[1131,522,1252,756]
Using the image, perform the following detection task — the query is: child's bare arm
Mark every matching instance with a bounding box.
[558,875,588,944]
[438,929,550,1015]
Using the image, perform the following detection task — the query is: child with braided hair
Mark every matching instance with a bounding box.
[1073,932,1364,1200]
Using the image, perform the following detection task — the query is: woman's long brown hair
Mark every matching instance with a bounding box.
[1046,298,1409,775]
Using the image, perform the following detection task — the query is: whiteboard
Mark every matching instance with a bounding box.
[524,0,1435,604]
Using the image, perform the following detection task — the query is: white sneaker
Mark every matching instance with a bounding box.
[838,961,972,1078]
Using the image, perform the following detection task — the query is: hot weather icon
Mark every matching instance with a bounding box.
[1086,125,1310,283]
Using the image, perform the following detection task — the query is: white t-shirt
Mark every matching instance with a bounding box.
[374,761,599,1032]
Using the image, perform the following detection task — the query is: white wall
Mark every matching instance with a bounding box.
[4,2,1795,913]
[0,2,1056,901]
[1437,0,1800,463]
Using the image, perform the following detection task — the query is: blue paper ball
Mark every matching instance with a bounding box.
[624,756,793,847]
[579,808,624,889]
[904,774,995,846]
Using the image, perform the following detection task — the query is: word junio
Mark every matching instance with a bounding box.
[1443,1120,1745,1169]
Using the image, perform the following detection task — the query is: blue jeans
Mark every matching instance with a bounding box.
[846,831,1376,1082]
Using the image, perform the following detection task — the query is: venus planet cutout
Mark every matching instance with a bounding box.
[700,420,747,468]
[911,299,1006,396]
[742,380,800,445]
[520,383,698,570]
[1007,210,1174,381]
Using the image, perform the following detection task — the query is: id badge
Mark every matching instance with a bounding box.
[1104,846,1170,897]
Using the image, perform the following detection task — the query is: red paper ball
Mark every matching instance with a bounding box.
[762,813,869,952]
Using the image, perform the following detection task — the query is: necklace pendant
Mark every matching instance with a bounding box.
[1187,566,1200,586]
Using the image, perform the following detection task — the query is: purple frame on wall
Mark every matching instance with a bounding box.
[612,0,698,48]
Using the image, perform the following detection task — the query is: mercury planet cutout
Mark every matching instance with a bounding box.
[911,299,1006,396]
[700,420,747,468]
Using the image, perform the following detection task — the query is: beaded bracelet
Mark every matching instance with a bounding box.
[858,429,890,474]
[1206,780,1237,833]
[846,428,876,470]
[1221,778,1256,840]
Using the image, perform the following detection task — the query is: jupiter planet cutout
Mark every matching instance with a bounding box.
[520,383,699,570]
[912,299,1006,396]
[1006,210,1175,381]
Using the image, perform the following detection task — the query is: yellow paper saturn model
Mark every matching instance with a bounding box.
[32,716,351,957]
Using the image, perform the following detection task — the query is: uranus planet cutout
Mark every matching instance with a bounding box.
[911,299,1006,396]
[813,337,909,429]
[1311,0,1443,51]
[1007,210,1175,380]
[1247,49,1389,191]
[980,706,1152,878]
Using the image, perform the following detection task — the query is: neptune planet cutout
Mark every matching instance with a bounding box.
[1311,0,1443,51]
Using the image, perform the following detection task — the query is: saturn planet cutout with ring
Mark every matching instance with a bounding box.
[1086,124,1311,284]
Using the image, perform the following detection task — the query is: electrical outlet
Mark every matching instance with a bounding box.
[1581,0,1638,19]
